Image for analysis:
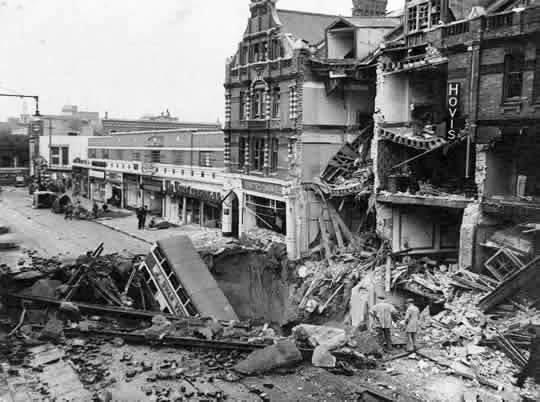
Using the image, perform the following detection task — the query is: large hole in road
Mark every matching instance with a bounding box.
[204,247,296,327]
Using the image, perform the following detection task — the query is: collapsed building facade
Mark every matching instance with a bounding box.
[373,0,540,270]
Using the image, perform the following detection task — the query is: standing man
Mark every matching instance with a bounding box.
[136,206,143,230]
[141,205,149,230]
[404,298,420,352]
[371,295,398,350]
[92,201,99,219]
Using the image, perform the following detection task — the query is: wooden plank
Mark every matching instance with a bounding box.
[319,217,332,260]
[328,204,354,243]
[479,255,540,312]
[385,255,392,293]
[328,207,344,249]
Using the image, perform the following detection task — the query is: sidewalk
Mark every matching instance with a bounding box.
[69,193,226,249]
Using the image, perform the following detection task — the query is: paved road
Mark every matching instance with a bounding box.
[0,187,149,264]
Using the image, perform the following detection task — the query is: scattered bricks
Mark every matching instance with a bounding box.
[111,337,125,347]
[120,352,133,363]
[39,317,64,343]
[141,361,153,372]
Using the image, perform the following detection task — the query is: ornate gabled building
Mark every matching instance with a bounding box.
[223,0,399,258]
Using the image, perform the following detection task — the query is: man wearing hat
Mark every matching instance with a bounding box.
[371,295,398,350]
[404,298,420,352]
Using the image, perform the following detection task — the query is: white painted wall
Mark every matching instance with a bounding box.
[302,82,372,126]
[38,136,91,167]
[355,28,389,60]
[378,74,409,123]
[327,31,354,59]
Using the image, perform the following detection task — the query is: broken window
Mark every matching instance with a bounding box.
[272,87,280,118]
[430,0,441,26]
[271,137,279,172]
[503,52,524,100]
[239,136,247,169]
[418,3,429,29]
[199,151,213,167]
[151,150,161,163]
[61,147,69,165]
[88,149,96,159]
[251,137,265,171]
[251,89,264,119]
[408,6,418,31]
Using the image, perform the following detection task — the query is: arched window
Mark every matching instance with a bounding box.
[503,52,524,100]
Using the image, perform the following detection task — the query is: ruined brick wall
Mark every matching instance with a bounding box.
[477,40,540,121]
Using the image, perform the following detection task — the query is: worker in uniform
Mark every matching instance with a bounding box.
[404,298,420,352]
[371,295,398,350]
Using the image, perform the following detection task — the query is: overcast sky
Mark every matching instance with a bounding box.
[0,0,403,123]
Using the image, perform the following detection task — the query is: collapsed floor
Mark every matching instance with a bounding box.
[0,226,539,401]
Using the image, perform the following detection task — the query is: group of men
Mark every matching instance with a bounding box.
[136,205,149,230]
[369,295,420,352]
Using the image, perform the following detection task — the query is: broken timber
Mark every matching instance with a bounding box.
[479,255,540,312]
[4,293,232,327]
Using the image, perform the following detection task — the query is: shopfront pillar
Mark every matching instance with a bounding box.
[286,194,298,260]
[199,199,205,227]
[182,196,187,225]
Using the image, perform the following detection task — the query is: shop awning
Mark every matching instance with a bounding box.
[379,126,447,151]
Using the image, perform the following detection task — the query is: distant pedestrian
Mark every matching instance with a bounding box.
[141,205,149,229]
[404,298,420,352]
[64,203,74,220]
[92,201,99,219]
[371,295,398,350]
[136,207,144,230]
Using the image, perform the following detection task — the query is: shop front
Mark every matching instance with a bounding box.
[241,179,287,235]
[89,169,107,202]
[106,172,123,207]
[72,166,89,198]
[123,173,140,209]
[164,181,222,228]
[141,176,163,216]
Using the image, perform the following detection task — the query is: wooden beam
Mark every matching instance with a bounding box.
[319,217,332,260]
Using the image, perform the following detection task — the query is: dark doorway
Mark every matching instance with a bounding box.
[231,193,239,238]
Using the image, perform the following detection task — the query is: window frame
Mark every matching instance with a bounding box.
[503,51,524,101]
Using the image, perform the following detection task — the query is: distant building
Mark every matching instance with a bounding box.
[352,0,388,16]
[30,105,102,177]
[223,0,398,258]
[102,114,220,136]
[72,129,224,228]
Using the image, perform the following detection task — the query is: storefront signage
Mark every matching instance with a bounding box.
[89,170,105,179]
[171,182,221,203]
[242,179,284,197]
[30,121,43,138]
[142,162,154,175]
[106,172,122,183]
[142,177,162,192]
[447,82,461,141]
[146,135,164,147]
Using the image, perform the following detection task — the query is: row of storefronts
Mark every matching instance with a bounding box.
[72,163,223,229]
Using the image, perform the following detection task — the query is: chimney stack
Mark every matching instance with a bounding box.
[352,0,388,16]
